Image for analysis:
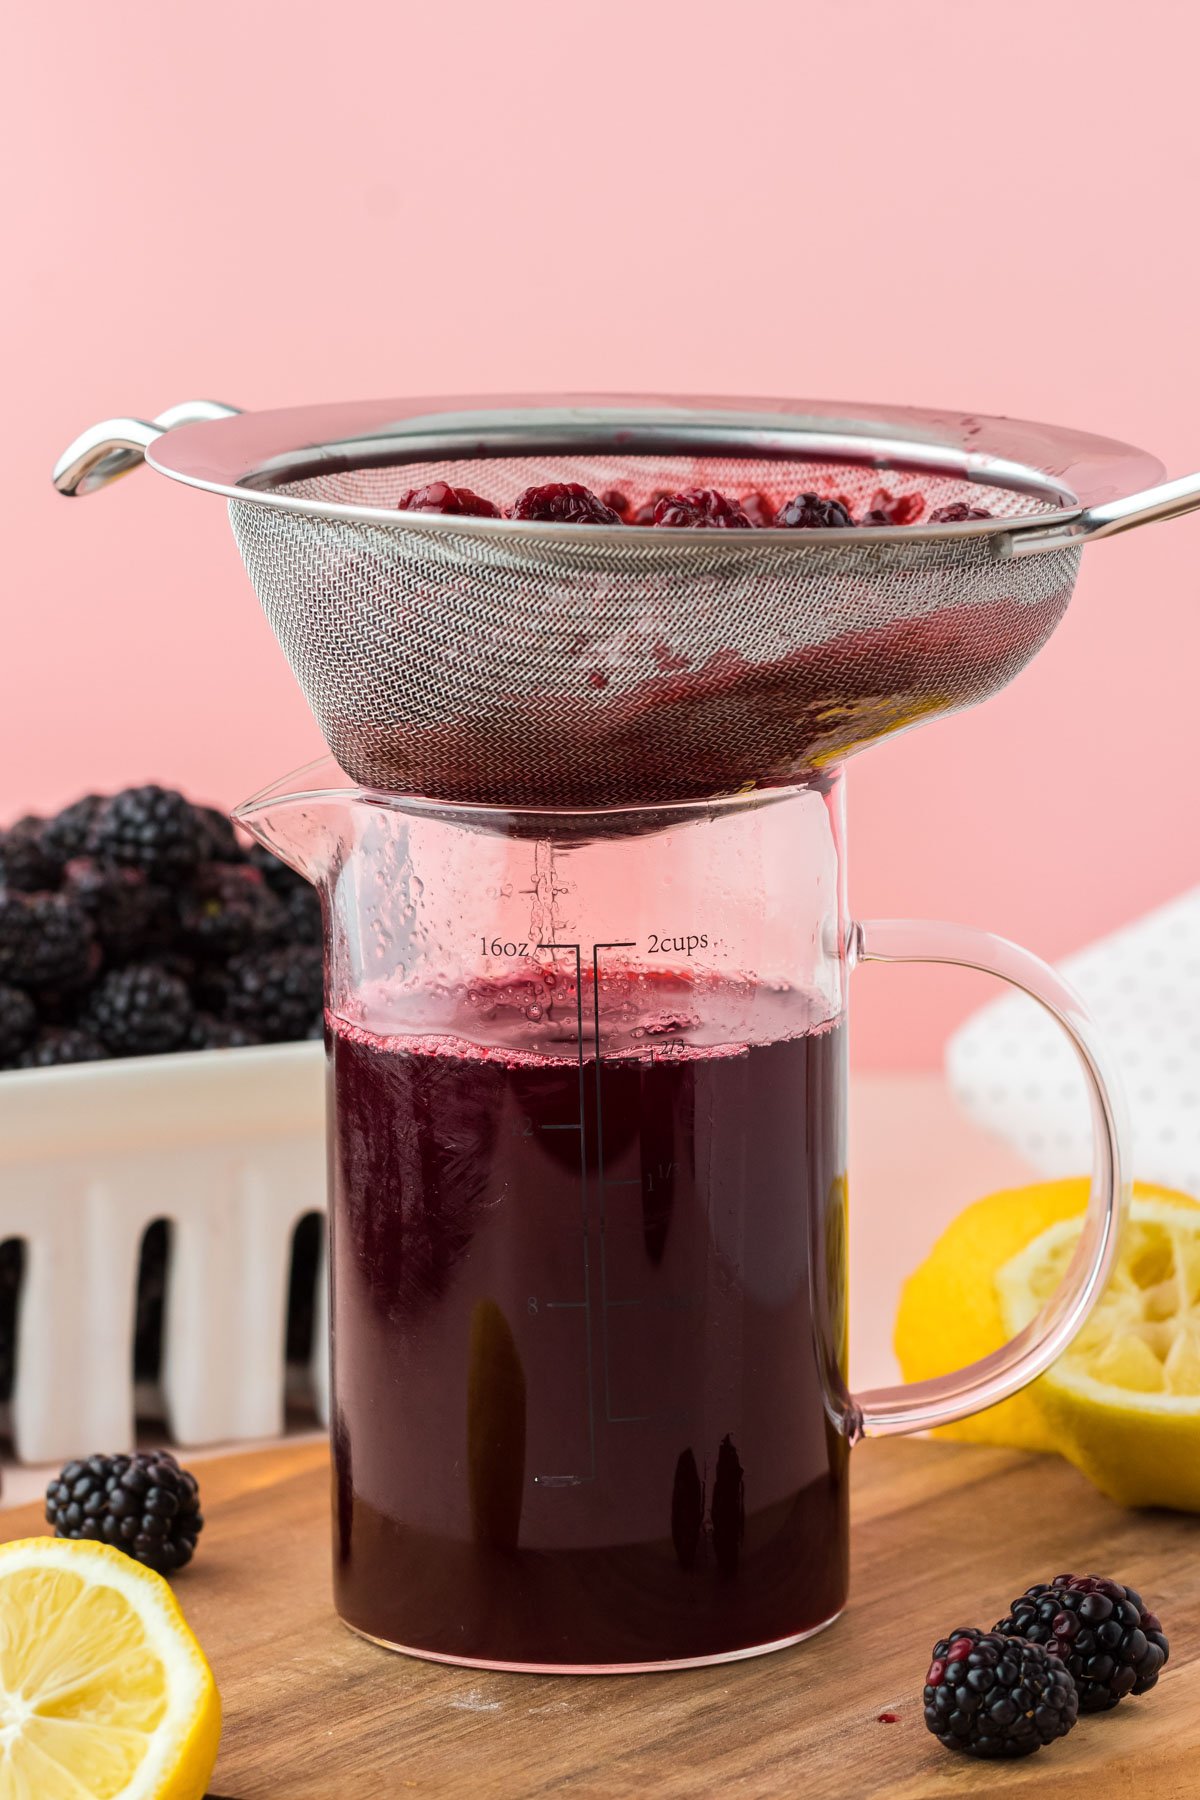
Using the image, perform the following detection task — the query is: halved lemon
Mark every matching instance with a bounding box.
[0,1537,220,1800]
[996,1195,1200,1510]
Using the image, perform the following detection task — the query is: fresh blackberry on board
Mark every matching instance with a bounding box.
[226,945,324,1042]
[0,985,36,1059]
[510,483,623,525]
[0,817,57,893]
[774,493,854,529]
[17,1027,108,1068]
[923,1627,1078,1758]
[652,488,752,529]
[995,1574,1169,1713]
[396,481,501,518]
[0,892,96,991]
[176,862,285,960]
[82,963,193,1056]
[39,795,104,871]
[187,1013,263,1051]
[92,785,206,879]
[45,1449,204,1574]
[63,857,174,962]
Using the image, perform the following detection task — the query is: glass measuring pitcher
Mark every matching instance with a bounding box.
[238,760,1125,1673]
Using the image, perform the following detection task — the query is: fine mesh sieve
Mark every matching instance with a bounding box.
[53,395,1200,810]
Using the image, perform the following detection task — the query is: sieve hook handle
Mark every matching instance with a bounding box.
[52,401,242,497]
[1007,469,1200,555]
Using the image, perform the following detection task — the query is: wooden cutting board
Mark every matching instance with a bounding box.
[4,1437,1197,1798]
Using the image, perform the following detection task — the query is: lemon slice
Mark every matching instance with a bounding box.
[0,1537,220,1800]
[996,1195,1200,1510]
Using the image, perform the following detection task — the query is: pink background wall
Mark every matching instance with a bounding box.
[5,0,1198,1069]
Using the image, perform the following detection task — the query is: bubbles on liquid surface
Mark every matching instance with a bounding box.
[338,959,840,1062]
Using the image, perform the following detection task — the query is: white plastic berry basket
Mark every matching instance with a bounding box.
[0,1040,327,1466]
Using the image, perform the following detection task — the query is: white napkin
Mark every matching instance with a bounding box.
[945,888,1200,1198]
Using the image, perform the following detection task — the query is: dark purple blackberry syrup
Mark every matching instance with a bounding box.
[328,980,848,1667]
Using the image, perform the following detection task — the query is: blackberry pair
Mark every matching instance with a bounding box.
[924,1573,1170,1760]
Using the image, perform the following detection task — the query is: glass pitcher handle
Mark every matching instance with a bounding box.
[847,918,1129,1440]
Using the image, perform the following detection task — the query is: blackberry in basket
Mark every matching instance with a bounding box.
[187,1013,263,1050]
[225,945,323,1042]
[91,785,206,880]
[82,964,194,1056]
[281,881,323,947]
[39,795,104,871]
[0,892,96,991]
[17,1027,108,1068]
[193,802,244,864]
[176,862,285,960]
[0,788,327,1074]
[64,857,174,962]
[0,816,58,893]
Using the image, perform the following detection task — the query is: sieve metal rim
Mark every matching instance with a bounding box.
[143,397,1101,544]
[56,393,1200,556]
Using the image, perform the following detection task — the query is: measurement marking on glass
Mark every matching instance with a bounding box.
[592,942,637,1427]
[531,941,597,1489]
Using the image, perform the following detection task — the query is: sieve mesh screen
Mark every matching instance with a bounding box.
[229,450,1078,809]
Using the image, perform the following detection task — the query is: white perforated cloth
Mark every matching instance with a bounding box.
[946,889,1200,1197]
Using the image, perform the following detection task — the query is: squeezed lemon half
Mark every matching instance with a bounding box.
[893,1176,1114,1454]
[0,1537,220,1800]
[995,1196,1200,1510]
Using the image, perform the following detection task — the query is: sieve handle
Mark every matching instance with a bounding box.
[52,401,241,497]
[845,918,1128,1439]
[1007,470,1200,555]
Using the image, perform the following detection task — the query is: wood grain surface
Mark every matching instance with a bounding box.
[4,1437,1197,1798]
